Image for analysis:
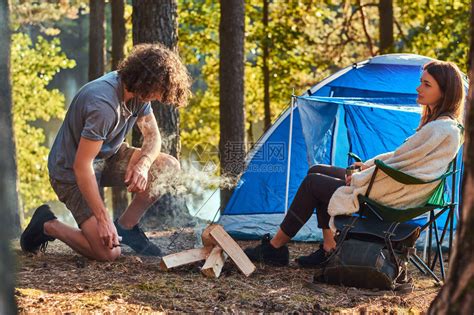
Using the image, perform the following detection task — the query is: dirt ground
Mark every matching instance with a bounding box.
[14,228,443,314]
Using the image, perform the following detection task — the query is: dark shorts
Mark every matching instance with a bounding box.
[50,143,138,226]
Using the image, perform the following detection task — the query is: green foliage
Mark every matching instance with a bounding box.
[395,0,470,73]
[245,1,343,122]
[11,0,87,35]
[178,0,221,166]
[11,33,75,217]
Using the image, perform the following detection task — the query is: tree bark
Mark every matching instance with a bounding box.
[0,0,18,313]
[219,0,246,209]
[428,2,474,313]
[89,0,105,81]
[131,0,194,229]
[111,0,128,219]
[262,0,271,131]
[378,0,394,54]
[111,0,126,71]
[470,0,474,74]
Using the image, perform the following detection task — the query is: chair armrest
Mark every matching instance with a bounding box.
[348,152,363,163]
[374,159,453,185]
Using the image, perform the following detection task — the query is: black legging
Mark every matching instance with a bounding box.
[280,164,346,237]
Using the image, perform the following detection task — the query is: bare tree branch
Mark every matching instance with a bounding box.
[394,17,407,43]
[358,0,375,56]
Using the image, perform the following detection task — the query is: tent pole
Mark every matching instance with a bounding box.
[284,95,295,213]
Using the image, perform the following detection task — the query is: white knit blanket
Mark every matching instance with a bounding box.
[328,118,462,231]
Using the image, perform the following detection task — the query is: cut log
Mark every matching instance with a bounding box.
[210,225,256,277]
[201,224,220,247]
[201,246,227,278]
[160,247,211,271]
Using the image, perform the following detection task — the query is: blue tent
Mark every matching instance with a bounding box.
[218,54,468,242]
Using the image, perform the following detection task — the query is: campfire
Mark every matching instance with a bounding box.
[160,224,256,278]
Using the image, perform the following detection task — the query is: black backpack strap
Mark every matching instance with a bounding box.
[384,223,404,284]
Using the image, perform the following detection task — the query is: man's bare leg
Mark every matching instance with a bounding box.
[44,216,121,261]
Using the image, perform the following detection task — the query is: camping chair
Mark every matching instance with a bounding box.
[339,151,461,282]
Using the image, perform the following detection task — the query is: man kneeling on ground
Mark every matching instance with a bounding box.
[20,43,191,261]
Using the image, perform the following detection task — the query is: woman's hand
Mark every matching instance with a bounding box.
[346,162,370,186]
[345,174,352,186]
[352,161,370,171]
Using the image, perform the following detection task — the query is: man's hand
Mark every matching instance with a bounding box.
[124,112,161,193]
[97,217,120,249]
[125,155,151,193]
[74,137,120,247]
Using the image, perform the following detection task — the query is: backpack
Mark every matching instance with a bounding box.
[313,215,420,293]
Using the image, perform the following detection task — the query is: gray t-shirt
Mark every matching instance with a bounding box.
[48,71,152,183]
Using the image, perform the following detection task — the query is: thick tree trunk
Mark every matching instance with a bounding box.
[0,0,18,313]
[131,0,193,229]
[378,0,394,54]
[111,0,128,220]
[428,3,474,313]
[219,0,246,209]
[111,0,126,71]
[89,0,105,81]
[262,0,271,131]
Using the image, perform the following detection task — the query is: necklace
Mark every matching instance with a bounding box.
[120,81,133,118]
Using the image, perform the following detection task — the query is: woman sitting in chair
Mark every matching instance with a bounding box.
[245,60,465,267]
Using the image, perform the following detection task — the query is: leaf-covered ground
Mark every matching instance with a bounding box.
[14,228,442,314]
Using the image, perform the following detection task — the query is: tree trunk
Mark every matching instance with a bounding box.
[111,0,128,220]
[89,0,105,81]
[111,0,126,71]
[131,0,194,229]
[469,0,474,74]
[428,3,474,313]
[262,0,271,131]
[378,0,394,54]
[247,121,254,145]
[219,0,246,209]
[0,0,18,313]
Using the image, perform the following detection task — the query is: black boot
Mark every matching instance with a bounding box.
[296,244,331,267]
[244,234,289,266]
[20,204,57,253]
[114,220,162,257]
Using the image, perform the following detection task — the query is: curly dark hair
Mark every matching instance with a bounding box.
[117,43,192,107]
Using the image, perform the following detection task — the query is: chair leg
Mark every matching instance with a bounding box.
[410,256,427,275]
[428,211,433,266]
[411,254,441,283]
[432,219,446,281]
[430,209,451,271]
[423,216,430,261]
[449,205,454,261]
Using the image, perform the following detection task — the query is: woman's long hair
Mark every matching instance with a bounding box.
[417,60,465,130]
